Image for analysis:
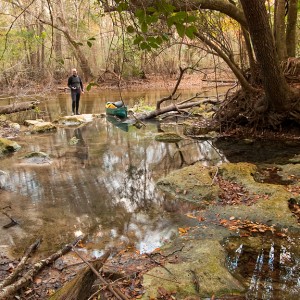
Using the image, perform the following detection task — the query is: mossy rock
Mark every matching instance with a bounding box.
[157,162,220,202]
[289,156,300,163]
[54,115,94,126]
[23,151,49,159]
[0,137,21,157]
[155,132,183,143]
[24,119,45,126]
[30,122,57,133]
[183,121,218,136]
[142,240,245,299]
[21,151,52,164]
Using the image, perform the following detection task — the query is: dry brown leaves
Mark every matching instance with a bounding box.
[217,176,267,206]
[219,218,288,238]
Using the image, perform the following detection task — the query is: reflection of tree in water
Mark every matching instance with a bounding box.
[103,139,161,210]
[154,123,225,173]
[224,236,300,300]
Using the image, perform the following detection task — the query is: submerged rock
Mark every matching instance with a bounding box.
[157,162,297,227]
[20,151,52,165]
[0,137,21,157]
[151,162,299,298]
[25,119,57,134]
[155,132,183,143]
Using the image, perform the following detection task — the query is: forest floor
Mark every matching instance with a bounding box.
[95,73,209,90]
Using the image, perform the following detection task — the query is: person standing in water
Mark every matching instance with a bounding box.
[67,68,84,115]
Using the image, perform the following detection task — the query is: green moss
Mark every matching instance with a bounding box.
[155,132,183,143]
[142,240,245,299]
[0,137,21,156]
[23,151,49,158]
[157,163,220,202]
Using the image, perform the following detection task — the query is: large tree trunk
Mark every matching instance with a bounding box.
[274,0,288,61]
[240,0,292,111]
[194,32,257,93]
[286,0,298,57]
[55,0,93,81]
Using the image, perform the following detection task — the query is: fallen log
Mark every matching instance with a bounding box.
[135,98,219,121]
[0,101,39,114]
[49,251,111,300]
[0,239,41,289]
[0,237,82,299]
[202,79,237,83]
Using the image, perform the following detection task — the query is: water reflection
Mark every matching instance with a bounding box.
[73,127,89,168]
[0,105,224,255]
[224,236,300,300]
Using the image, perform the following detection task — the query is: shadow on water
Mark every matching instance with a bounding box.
[214,137,300,165]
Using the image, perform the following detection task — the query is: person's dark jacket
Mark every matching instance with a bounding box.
[68,75,83,91]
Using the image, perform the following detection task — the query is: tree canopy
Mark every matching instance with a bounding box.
[1,0,300,129]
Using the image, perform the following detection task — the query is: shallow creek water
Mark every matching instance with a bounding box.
[1,89,300,299]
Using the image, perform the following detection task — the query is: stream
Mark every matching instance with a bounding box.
[0,88,299,299]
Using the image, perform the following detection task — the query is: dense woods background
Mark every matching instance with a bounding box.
[0,0,300,128]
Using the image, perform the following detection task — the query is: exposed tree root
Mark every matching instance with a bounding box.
[215,87,300,133]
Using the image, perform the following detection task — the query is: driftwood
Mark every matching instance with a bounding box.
[202,79,236,84]
[0,239,41,290]
[135,98,219,121]
[0,237,82,299]
[130,66,222,121]
[0,101,39,114]
[50,250,111,300]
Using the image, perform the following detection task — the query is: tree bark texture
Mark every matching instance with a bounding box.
[286,0,298,57]
[126,0,247,27]
[274,0,288,60]
[240,0,291,111]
